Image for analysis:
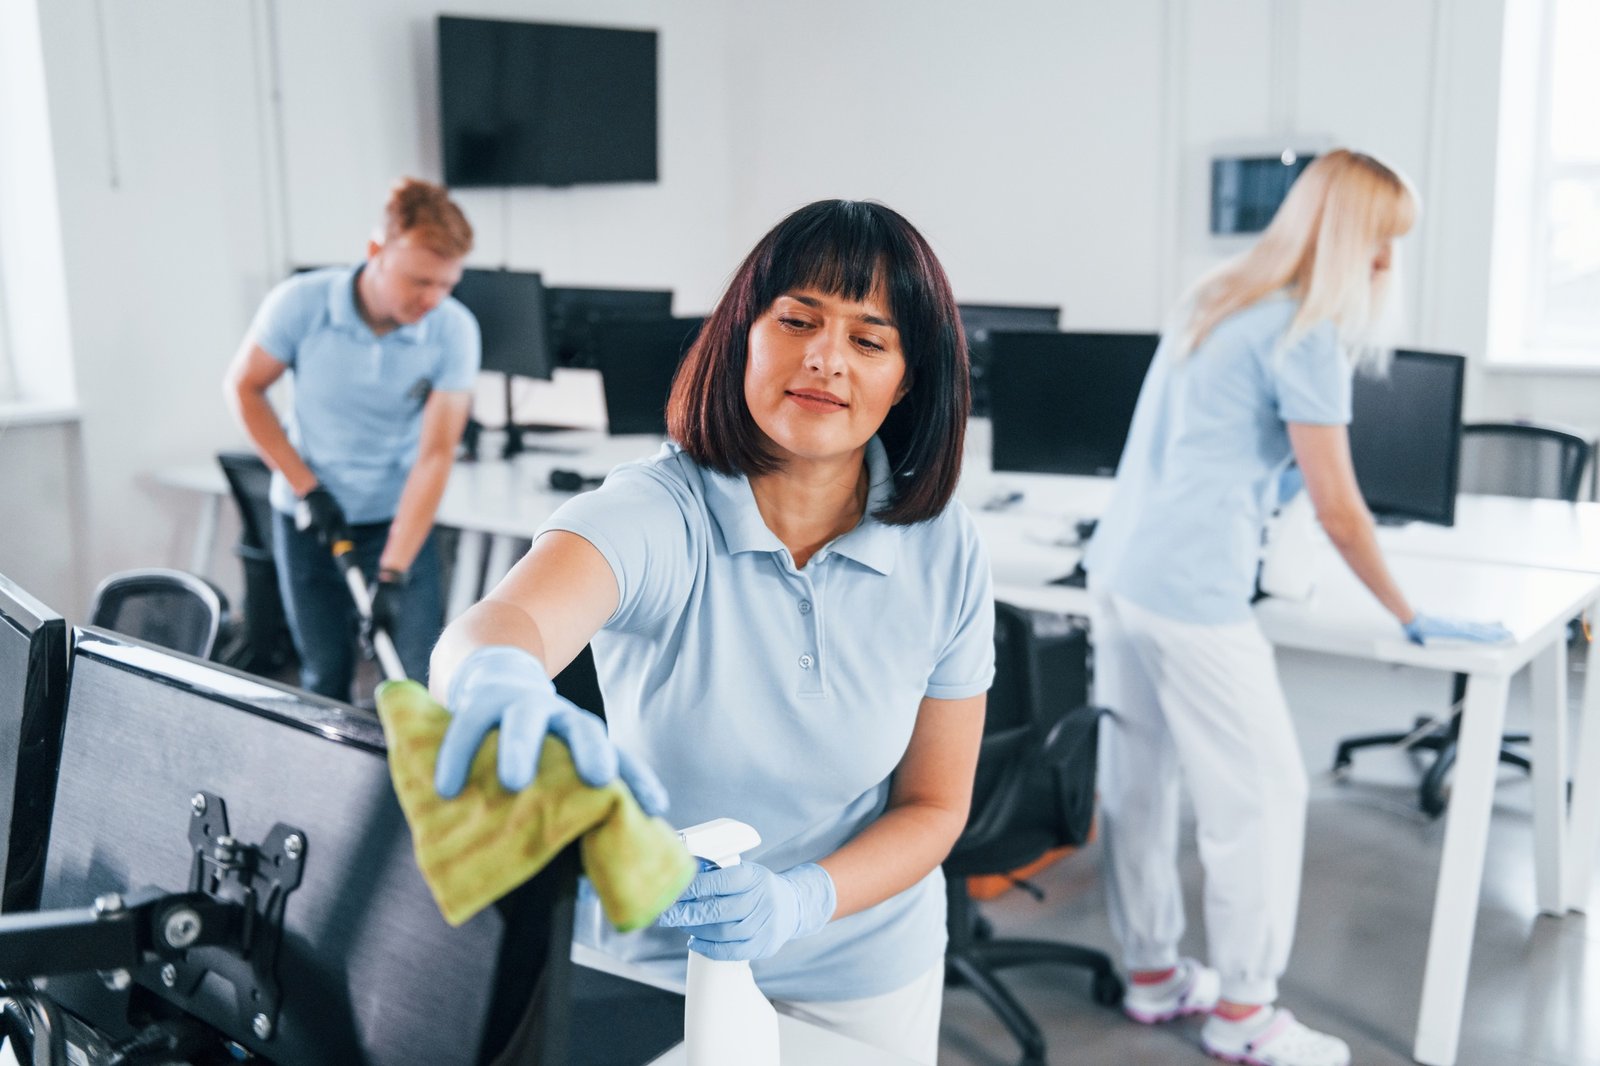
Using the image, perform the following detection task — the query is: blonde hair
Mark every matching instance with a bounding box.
[1180,149,1417,364]
[380,177,473,259]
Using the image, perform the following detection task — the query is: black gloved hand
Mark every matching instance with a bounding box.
[295,485,351,551]
[367,567,406,641]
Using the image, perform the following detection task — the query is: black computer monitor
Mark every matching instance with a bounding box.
[595,317,704,437]
[33,630,681,1064]
[451,269,560,459]
[546,286,675,369]
[1349,349,1465,527]
[988,331,1160,477]
[958,304,1062,418]
[0,572,69,914]
[451,268,555,383]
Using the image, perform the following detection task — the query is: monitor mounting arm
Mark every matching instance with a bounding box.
[0,791,305,1047]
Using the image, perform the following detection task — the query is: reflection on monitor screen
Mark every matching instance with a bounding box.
[546,286,675,370]
[596,317,704,437]
[452,268,555,382]
[1349,349,1465,527]
[988,331,1159,477]
[958,304,1061,418]
[1211,153,1316,234]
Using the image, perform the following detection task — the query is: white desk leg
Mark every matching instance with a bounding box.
[1566,624,1600,912]
[1413,670,1510,1066]
[447,530,487,623]
[482,535,525,600]
[190,495,221,577]
[1529,636,1569,916]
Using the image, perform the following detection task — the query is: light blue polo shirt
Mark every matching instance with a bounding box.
[249,265,481,523]
[1083,297,1351,624]
[542,437,995,1000]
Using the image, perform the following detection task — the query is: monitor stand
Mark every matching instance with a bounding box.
[496,375,581,459]
[1374,513,1413,527]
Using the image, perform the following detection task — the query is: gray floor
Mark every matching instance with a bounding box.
[938,645,1600,1066]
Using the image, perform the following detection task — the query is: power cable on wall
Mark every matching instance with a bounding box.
[91,0,121,190]
[1268,0,1300,139]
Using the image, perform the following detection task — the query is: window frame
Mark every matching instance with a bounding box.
[1525,0,1600,352]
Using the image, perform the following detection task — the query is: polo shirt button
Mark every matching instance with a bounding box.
[799,600,812,615]
[799,654,814,670]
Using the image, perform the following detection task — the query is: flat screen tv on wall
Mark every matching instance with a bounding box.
[438,16,658,188]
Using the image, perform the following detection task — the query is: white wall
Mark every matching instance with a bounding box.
[725,1,1171,329]
[10,0,740,610]
[7,0,1594,608]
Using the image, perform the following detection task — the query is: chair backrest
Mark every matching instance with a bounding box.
[217,451,276,552]
[945,602,1100,877]
[87,568,227,659]
[1459,421,1595,503]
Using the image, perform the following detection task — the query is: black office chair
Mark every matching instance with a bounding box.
[215,450,298,677]
[944,602,1122,1066]
[1333,420,1596,816]
[87,568,228,659]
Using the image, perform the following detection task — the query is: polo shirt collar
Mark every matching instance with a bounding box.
[327,264,428,345]
[698,436,902,576]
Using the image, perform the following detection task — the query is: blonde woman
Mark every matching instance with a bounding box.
[1082,150,1508,1066]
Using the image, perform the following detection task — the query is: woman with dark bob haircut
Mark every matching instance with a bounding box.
[429,200,993,1062]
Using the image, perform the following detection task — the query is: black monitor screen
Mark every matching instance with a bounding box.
[546,286,675,369]
[451,268,555,382]
[988,331,1159,477]
[958,304,1061,418]
[596,318,704,436]
[33,631,697,1064]
[958,303,1061,338]
[1349,349,1465,527]
[1211,153,1316,234]
[0,573,68,913]
[439,17,658,188]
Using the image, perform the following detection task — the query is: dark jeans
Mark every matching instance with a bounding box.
[272,511,442,701]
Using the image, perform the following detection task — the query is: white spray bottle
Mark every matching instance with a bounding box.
[677,818,781,1066]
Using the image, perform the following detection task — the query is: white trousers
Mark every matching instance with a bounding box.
[1092,590,1309,1005]
[775,961,945,1064]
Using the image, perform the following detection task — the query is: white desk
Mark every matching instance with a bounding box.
[154,432,666,621]
[977,512,1600,1066]
[1376,494,1600,574]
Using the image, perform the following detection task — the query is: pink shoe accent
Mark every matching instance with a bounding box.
[1204,1009,1301,1066]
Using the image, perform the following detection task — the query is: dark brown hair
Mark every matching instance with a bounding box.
[666,199,969,525]
[383,176,473,258]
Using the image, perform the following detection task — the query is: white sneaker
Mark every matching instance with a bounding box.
[1122,958,1221,1024]
[1201,1008,1350,1066]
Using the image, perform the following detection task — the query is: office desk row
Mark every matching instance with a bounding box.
[158,426,1600,1066]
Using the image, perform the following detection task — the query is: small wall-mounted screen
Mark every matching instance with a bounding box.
[439,16,658,188]
[1211,153,1316,234]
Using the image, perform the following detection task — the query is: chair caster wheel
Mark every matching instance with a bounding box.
[1092,970,1125,1007]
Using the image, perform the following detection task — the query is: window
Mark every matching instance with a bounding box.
[0,0,76,417]
[1530,0,1600,347]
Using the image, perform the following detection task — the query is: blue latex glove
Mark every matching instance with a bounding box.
[434,645,669,817]
[1402,613,1513,646]
[657,861,836,961]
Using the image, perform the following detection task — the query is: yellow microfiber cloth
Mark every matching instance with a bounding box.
[375,679,696,930]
